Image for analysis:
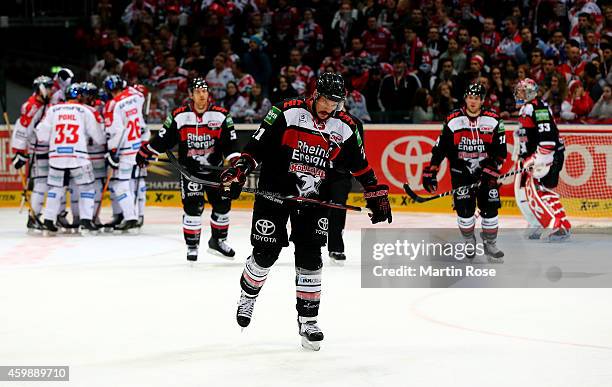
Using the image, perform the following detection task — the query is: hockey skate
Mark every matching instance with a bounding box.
[104,213,123,233]
[462,233,477,260]
[79,219,100,235]
[298,316,324,351]
[481,232,504,263]
[42,219,59,236]
[26,213,43,233]
[525,227,543,240]
[57,211,78,234]
[329,251,346,266]
[186,246,199,262]
[113,219,140,234]
[547,227,571,242]
[236,290,257,329]
[207,237,235,259]
[137,215,144,228]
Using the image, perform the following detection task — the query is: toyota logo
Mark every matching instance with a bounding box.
[187,181,200,192]
[381,136,448,190]
[488,189,499,199]
[455,186,470,197]
[255,219,276,236]
[318,217,328,231]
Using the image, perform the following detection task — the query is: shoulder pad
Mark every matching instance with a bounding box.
[445,110,462,121]
[172,105,189,116]
[211,105,228,114]
[282,98,306,109]
[336,111,355,127]
[482,110,500,119]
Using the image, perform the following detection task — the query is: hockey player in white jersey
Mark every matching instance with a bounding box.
[80,82,108,226]
[35,84,106,234]
[10,75,54,231]
[103,75,149,232]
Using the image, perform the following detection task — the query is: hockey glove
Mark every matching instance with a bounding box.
[422,164,439,193]
[480,158,500,188]
[12,152,28,170]
[364,184,392,224]
[136,142,156,168]
[220,154,256,199]
[105,150,120,169]
[525,145,554,179]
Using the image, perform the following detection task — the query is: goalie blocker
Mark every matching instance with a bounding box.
[513,78,570,241]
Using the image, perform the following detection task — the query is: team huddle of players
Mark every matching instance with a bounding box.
[10,69,570,350]
[11,69,148,235]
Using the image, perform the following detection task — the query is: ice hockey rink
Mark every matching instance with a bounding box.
[1,207,612,387]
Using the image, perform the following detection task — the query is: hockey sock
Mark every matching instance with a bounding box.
[43,186,63,221]
[481,216,499,239]
[69,182,80,220]
[457,216,475,238]
[210,211,229,240]
[240,255,271,297]
[183,214,202,247]
[78,182,96,220]
[109,186,122,216]
[31,179,48,215]
[136,177,146,218]
[296,267,322,318]
[112,180,137,221]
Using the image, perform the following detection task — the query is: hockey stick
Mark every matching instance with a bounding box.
[403,166,533,203]
[151,156,226,171]
[165,151,363,212]
[3,111,43,225]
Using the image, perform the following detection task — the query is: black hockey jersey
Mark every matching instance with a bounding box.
[149,102,239,172]
[244,98,376,198]
[517,98,564,158]
[430,108,507,174]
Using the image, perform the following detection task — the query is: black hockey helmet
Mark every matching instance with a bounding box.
[316,72,345,102]
[464,83,486,100]
[103,74,124,93]
[189,77,209,92]
[32,75,53,100]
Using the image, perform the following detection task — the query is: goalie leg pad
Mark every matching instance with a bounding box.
[524,174,571,233]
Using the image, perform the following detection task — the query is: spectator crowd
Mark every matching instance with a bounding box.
[79,0,612,123]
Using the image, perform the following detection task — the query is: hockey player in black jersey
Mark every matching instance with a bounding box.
[220,73,392,350]
[514,78,570,241]
[422,83,508,262]
[136,78,240,261]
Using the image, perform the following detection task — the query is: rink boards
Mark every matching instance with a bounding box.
[1,124,611,219]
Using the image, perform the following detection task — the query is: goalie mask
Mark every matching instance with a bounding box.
[514,78,538,106]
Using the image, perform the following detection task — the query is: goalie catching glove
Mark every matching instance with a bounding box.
[220,153,257,199]
[364,184,392,224]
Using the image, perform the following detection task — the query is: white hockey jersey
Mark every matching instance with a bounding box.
[104,87,150,164]
[10,94,49,156]
[35,101,106,168]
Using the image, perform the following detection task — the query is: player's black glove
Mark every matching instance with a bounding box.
[422,164,439,193]
[480,158,500,188]
[220,153,256,199]
[364,184,392,224]
[12,152,28,170]
[136,142,155,168]
[105,149,120,169]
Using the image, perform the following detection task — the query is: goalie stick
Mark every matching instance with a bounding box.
[403,166,533,203]
[165,151,363,212]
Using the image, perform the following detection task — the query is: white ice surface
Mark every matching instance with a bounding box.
[0,207,611,387]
